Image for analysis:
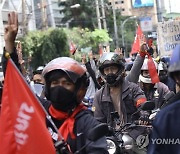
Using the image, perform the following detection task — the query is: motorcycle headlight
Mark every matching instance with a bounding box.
[106,139,116,154]
[122,133,134,150]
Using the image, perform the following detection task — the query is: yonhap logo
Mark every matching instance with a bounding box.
[136,135,149,149]
[151,138,180,144]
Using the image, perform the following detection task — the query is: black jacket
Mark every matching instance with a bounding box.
[41,99,108,154]
[93,79,146,125]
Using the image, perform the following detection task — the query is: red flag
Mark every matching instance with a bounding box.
[99,46,103,57]
[147,55,160,84]
[147,38,153,48]
[131,25,146,54]
[69,42,76,55]
[0,59,56,154]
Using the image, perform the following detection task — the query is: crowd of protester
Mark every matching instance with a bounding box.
[0,11,180,154]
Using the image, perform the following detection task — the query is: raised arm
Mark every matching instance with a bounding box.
[4,11,18,54]
[126,44,150,83]
[2,12,20,75]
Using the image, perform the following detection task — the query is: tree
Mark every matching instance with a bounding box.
[59,0,97,29]
[64,27,111,54]
[20,25,112,69]
[58,0,137,55]
[21,28,69,69]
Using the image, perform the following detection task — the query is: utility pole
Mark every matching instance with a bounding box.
[168,0,171,13]
[95,0,102,29]
[41,0,48,30]
[156,0,162,22]
[100,0,107,30]
[112,0,119,48]
[22,0,27,35]
[47,0,55,28]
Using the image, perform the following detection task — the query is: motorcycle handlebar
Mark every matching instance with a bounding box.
[119,121,152,131]
[134,120,152,126]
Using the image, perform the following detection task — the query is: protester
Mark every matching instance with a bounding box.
[2,11,108,154]
[42,57,108,153]
[158,61,176,92]
[81,53,100,99]
[124,43,150,84]
[32,66,45,84]
[92,43,154,124]
[16,41,26,76]
[81,53,101,110]
[148,44,180,154]
[139,57,170,108]
[93,52,148,126]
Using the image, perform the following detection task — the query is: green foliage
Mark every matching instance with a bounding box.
[21,27,111,68]
[64,27,111,54]
[58,0,137,55]
[91,29,112,47]
[21,28,69,69]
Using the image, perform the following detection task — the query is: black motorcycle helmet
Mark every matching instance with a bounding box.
[98,52,125,86]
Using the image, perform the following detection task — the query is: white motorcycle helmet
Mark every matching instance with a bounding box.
[139,57,158,84]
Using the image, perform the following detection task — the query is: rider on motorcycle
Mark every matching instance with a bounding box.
[158,61,176,92]
[41,57,108,153]
[93,52,148,127]
[139,57,170,109]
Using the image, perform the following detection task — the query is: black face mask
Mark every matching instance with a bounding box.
[49,86,77,112]
[105,73,123,86]
[106,73,118,85]
[159,74,168,82]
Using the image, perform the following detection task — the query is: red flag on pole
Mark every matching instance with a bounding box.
[147,55,160,84]
[69,42,77,55]
[131,25,146,54]
[0,59,56,154]
[99,46,103,57]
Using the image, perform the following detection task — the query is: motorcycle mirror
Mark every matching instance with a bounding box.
[87,123,109,141]
[74,123,109,154]
[140,101,155,111]
[131,101,155,121]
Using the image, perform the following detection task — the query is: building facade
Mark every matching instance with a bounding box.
[0,0,64,57]
[108,0,179,31]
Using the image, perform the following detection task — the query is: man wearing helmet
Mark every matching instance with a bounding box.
[41,57,108,153]
[158,61,176,92]
[148,44,180,154]
[2,12,108,154]
[93,52,148,127]
[139,57,170,108]
[32,66,45,84]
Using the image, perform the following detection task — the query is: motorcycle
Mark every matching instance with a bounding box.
[149,91,175,121]
[107,123,152,154]
[106,101,155,154]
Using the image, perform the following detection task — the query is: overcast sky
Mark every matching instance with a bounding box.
[164,0,180,13]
